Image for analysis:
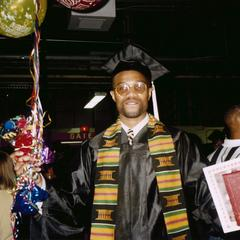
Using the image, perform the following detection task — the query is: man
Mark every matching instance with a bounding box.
[194,105,240,240]
[208,105,240,164]
[13,44,206,240]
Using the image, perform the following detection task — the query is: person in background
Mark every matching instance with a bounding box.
[12,44,207,240]
[194,104,240,240]
[208,105,240,164]
[0,151,16,240]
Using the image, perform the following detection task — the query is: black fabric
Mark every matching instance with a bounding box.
[23,127,207,239]
[115,127,167,239]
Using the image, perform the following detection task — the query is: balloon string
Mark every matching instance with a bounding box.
[43,111,52,128]
[29,0,44,165]
[12,2,45,239]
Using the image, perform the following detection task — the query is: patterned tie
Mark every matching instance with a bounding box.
[127,129,134,145]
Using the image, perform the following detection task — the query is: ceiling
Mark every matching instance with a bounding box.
[0,0,240,127]
[1,0,240,86]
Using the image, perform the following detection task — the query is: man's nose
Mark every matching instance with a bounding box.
[126,86,137,96]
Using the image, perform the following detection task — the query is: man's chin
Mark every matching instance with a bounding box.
[124,111,141,118]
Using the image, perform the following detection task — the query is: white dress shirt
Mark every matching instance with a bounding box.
[121,114,149,138]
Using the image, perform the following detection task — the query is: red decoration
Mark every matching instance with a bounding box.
[57,0,109,12]
[15,131,33,156]
[15,132,33,148]
[16,117,27,129]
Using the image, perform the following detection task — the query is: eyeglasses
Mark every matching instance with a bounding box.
[114,82,148,96]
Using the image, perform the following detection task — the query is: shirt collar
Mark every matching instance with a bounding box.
[222,139,240,147]
[121,114,149,137]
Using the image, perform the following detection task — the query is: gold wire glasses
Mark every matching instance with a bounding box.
[114,82,147,96]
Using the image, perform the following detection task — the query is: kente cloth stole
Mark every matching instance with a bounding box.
[90,114,190,240]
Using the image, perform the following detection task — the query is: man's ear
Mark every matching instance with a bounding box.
[148,87,152,100]
[110,90,116,102]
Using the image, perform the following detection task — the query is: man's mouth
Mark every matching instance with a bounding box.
[126,102,137,105]
[124,100,139,105]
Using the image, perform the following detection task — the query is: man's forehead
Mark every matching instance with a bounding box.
[112,70,149,84]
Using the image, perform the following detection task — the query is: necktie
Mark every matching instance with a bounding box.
[127,129,134,145]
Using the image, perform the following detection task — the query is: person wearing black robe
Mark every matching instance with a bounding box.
[23,125,205,240]
[13,44,207,240]
[193,105,240,240]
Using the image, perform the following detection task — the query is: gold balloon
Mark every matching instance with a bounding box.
[0,0,47,38]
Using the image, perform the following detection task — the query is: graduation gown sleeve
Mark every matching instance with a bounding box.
[169,127,207,185]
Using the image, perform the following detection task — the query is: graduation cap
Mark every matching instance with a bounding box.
[102,43,169,120]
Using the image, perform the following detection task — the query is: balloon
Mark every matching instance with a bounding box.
[57,0,109,12]
[0,0,47,38]
[12,184,48,215]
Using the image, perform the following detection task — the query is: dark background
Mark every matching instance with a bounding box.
[1,0,240,134]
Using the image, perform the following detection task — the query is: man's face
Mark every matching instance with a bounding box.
[110,70,152,121]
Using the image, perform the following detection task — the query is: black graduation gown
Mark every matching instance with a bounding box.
[27,126,206,240]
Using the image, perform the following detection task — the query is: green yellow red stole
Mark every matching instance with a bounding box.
[90,114,190,240]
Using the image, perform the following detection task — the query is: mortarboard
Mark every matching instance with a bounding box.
[102,43,169,120]
[111,60,152,84]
